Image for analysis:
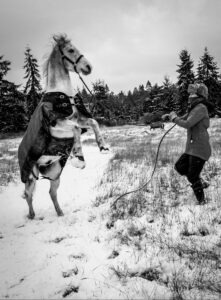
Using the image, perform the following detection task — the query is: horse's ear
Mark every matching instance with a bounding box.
[53,35,59,43]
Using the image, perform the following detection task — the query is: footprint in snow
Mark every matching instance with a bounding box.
[62,266,78,278]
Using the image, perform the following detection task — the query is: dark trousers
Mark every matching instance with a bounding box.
[175,153,206,203]
[175,153,205,185]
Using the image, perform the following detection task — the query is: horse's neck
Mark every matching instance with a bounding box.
[45,63,74,96]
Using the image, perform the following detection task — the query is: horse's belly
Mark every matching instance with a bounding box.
[49,126,75,138]
[37,155,61,165]
[37,155,62,180]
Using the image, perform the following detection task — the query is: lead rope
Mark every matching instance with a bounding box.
[111,123,177,209]
[77,74,96,113]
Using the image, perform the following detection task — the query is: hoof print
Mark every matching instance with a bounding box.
[50,237,66,243]
[62,285,79,297]
[62,267,78,278]
[108,250,119,259]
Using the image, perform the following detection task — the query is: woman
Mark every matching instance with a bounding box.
[169,83,211,205]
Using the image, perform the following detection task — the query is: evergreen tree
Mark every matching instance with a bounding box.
[165,83,180,113]
[197,47,219,82]
[0,81,27,132]
[92,80,111,118]
[93,79,109,101]
[161,76,178,112]
[0,56,27,132]
[176,49,195,114]
[163,75,171,88]
[0,56,11,80]
[78,87,92,111]
[196,47,221,110]
[115,91,126,117]
[23,46,42,118]
[146,80,152,91]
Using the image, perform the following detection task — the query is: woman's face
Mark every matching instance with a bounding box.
[188,93,198,107]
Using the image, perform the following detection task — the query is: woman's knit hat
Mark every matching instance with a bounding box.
[188,83,208,99]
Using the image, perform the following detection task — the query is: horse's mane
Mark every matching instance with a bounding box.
[42,34,71,83]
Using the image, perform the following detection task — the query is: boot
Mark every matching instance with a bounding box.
[191,181,206,205]
[201,178,210,189]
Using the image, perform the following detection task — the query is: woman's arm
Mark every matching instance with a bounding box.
[174,105,206,129]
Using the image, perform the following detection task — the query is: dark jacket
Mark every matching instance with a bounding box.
[174,102,211,161]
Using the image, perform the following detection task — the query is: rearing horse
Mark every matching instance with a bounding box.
[18,34,108,219]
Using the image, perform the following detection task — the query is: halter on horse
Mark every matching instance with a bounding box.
[18,34,108,219]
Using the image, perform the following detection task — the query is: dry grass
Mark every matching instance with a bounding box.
[94,121,221,299]
[0,139,20,187]
[1,122,221,299]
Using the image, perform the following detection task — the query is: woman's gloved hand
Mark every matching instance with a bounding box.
[169,111,178,121]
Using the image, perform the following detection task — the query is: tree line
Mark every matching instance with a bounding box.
[0,46,221,132]
[0,47,42,133]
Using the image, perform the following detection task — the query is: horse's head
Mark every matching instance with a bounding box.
[53,34,92,75]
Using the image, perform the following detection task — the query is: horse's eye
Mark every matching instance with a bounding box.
[68,49,75,53]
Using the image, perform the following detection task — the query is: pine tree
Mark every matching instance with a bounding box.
[176,49,195,114]
[196,47,221,110]
[0,81,27,132]
[163,75,171,89]
[0,56,11,80]
[146,80,152,91]
[161,76,179,112]
[0,56,27,132]
[23,46,42,118]
[197,47,219,81]
[78,87,93,111]
[92,80,111,118]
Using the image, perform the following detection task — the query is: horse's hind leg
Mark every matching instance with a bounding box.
[49,178,64,217]
[24,176,36,219]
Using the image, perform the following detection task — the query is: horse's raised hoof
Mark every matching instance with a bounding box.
[71,156,86,169]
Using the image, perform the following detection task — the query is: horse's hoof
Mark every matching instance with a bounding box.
[57,211,64,217]
[27,213,35,220]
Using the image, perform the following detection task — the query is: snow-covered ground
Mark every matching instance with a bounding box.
[0,123,221,299]
[0,142,117,298]
[0,139,168,299]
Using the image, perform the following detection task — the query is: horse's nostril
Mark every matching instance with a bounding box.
[77,156,85,162]
[86,65,91,73]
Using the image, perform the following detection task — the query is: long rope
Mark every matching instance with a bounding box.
[77,73,177,208]
[111,123,177,208]
[76,69,221,209]
[77,74,96,113]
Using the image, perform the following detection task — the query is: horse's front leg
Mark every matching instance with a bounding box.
[71,125,86,169]
[85,118,109,152]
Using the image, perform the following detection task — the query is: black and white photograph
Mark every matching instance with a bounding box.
[0,0,221,299]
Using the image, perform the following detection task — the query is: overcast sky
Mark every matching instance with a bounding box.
[1,0,221,94]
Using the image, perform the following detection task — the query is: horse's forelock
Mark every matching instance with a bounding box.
[52,34,71,48]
